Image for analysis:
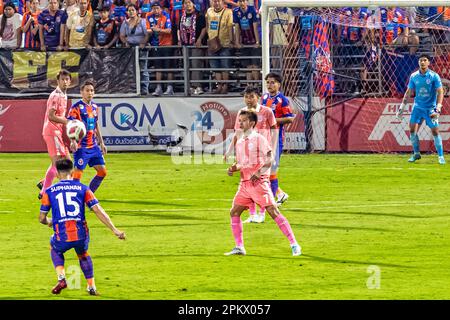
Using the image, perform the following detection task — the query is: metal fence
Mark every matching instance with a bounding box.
[138,45,263,96]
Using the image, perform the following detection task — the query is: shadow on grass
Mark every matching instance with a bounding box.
[98,199,193,207]
[287,208,450,219]
[300,254,414,268]
[292,223,392,232]
[89,222,225,228]
[108,212,207,220]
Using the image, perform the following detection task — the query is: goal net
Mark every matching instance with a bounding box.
[261,1,450,153]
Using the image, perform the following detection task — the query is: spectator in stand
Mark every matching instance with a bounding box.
[0,1,3,14]
[97,0,114,11]
[38,0,67,51]
[21,0,40,49]
[65,0,79,18]
[37,0,47,10]
[440,7,450,27]
[206,0,234,94]
[0,2,22,49]
[268,7,294,72]
[192,0,207,15]
[146,1,174,96]
[112,0,127,26]
[178,0,207,95]
[66,0,94,48]
[9,0,27,15]
[120,4,149,94]
[361,29,379,93]
[168,0,182,45]
[233,0,260,83]
[141,0,152,17]
[224,0,238,10]
[127,0,142,16]
[93,5,119,48]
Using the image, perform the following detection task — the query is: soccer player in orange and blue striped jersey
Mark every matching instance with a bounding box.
[261,73,295,206]
[67,80,108,193]
[39,159,125,295]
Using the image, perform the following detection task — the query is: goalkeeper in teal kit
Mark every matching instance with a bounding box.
[396,54,445,164]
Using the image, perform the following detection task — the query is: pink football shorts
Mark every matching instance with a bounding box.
[43,134,69,158]
[232,177,277,208]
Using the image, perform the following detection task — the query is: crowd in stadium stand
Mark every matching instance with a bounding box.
[0,1,449,96]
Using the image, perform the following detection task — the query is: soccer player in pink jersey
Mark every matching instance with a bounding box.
[37,69,72,200]
[225,110,301,256]
[225,85,277,224]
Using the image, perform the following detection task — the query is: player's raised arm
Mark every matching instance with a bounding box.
[91,204,125,240]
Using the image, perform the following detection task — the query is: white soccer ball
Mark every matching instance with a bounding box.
[66,119,87,141]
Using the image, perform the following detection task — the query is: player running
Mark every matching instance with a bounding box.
[67,80,108,192]
[261,72,295,206]
[396,53,445,164]
[39,159,125,296]
[225,110,301,256]
[225,85,277,223]
[38,69,73,200]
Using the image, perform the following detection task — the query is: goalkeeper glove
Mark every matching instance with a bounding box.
[431,103,442,119]
[396,103,406,120]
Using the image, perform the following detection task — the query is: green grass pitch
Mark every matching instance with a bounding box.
[1,152,450,300]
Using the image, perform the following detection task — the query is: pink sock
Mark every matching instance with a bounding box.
[259,206,266,216]
[40,165,57,195]
[231,216,244,247]
[248,202,256,215]
[274,214,297,245]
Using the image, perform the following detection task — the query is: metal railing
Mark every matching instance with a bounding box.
[138,45,263,96]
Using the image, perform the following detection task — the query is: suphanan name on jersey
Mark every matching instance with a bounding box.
[369,103,450,146]
[50,185,83,193]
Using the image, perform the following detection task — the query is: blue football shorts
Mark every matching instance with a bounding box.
[73,145,105,170]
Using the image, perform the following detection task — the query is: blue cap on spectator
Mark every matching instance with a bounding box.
[151,1,161,7]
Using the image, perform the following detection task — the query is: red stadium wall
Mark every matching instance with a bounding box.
[0,99,71,152]
[326,98,450,152]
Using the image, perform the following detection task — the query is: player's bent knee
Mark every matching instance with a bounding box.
[77,252,90,260]
[72,170,83,180]
[265,205,279,219]
[96,167,107,177]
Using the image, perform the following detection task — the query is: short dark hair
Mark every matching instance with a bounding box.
[55,159,74,173]
[56,69,72,80]
[243,85,260,96]
[264,72,282,84]
[127,3,138,10]
[239,110,258,127]
[419,53,431,61]
[80,79,95,90]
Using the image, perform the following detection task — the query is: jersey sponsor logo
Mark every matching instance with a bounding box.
[369,103,450,145]
[97,101,166,133]
[194,101,234,145]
